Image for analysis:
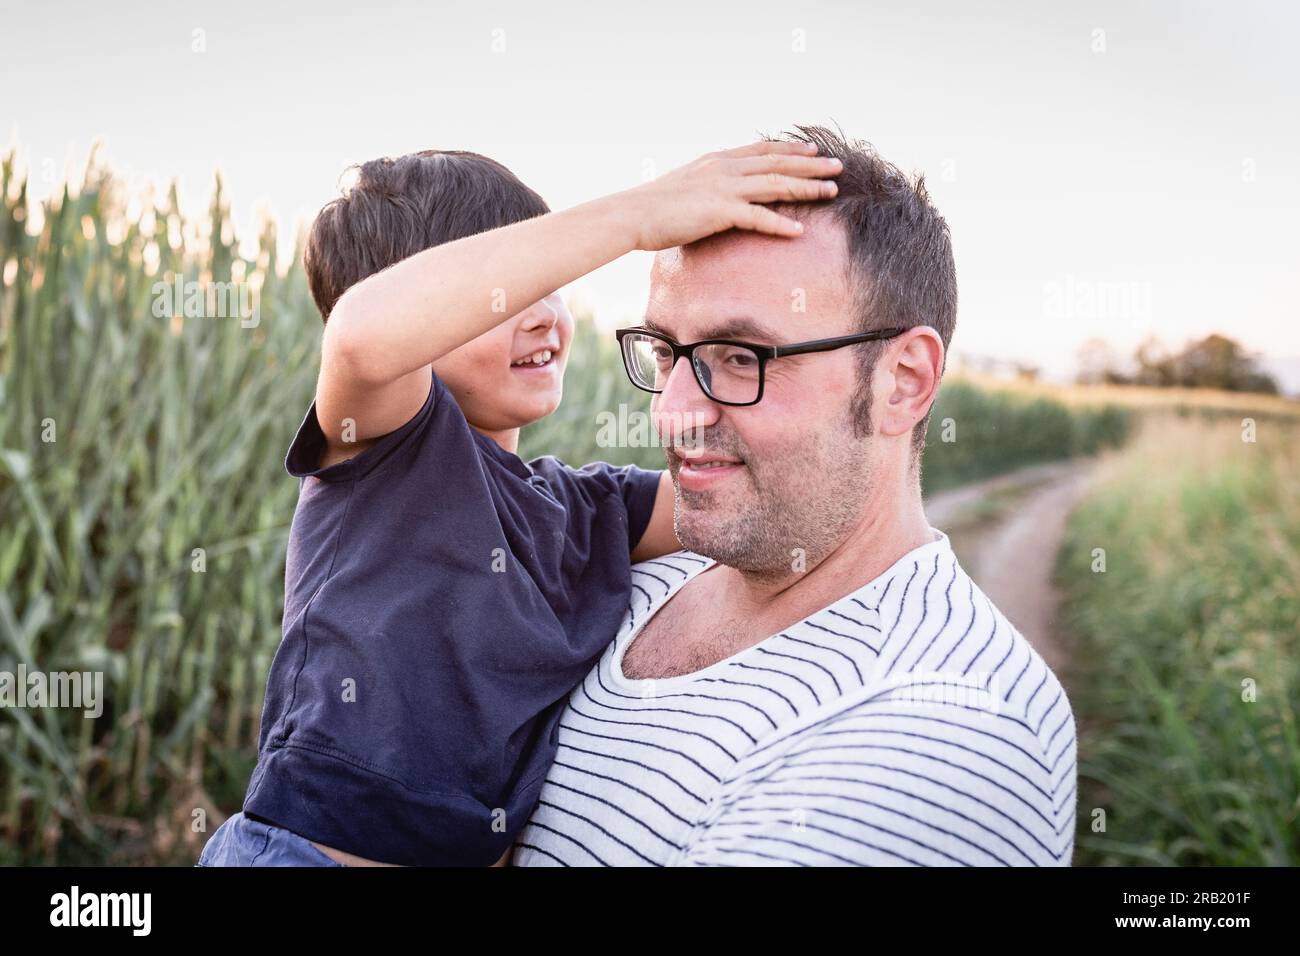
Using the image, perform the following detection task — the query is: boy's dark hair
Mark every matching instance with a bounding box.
[766,124,958,458]
[304,150,550,321]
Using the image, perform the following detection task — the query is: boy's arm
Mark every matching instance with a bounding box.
[315,142,843,454]
[630,471,678,562]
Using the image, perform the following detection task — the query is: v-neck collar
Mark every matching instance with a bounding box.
[608,528,953,693]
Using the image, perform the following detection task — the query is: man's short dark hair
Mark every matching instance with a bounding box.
[767,124,958,456]
[304,150,549,321]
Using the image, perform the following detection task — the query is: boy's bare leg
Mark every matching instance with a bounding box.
[310,840,399,867]
[309,840,512,867]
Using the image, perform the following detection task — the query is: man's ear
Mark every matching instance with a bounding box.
[877,327,945,440]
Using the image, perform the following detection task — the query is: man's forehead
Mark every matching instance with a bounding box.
[648,215,852,336]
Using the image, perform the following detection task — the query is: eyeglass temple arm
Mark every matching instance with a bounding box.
[771,328,908,358]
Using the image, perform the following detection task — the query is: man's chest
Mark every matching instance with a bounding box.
[620,584,768,680]
[515,687,751,866]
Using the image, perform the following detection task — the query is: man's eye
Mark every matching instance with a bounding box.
[651,345,673,362]
[725,352,757,368]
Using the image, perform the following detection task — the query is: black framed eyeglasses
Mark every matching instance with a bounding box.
[615,325,908,407]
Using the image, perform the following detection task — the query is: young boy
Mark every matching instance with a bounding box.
[197,141,842,866]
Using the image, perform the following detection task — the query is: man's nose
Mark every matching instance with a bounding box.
[653,357,721,443]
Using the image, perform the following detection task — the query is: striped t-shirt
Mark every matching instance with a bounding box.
[512,528,1078,866]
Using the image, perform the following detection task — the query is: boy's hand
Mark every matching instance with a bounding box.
[626,141,842,251]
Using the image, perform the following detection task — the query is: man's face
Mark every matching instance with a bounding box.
[646,216,879,577]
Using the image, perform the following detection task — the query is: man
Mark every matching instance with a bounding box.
[512,125,1077,866]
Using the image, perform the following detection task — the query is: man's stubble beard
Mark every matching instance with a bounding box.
[670,406,875,581]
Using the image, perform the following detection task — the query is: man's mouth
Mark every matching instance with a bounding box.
[672,448,745,490]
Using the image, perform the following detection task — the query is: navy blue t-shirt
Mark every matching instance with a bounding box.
[243,371,661,865]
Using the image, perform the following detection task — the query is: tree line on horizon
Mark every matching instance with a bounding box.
[1075,333,1280,394]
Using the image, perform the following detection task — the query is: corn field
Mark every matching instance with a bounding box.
[0,151,322,863]
[1059,416,1300,865]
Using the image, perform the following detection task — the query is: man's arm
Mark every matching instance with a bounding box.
[315,142,843,456]
[630,471,677,562]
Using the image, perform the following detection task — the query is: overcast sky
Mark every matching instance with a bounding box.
[4,0,1298,386]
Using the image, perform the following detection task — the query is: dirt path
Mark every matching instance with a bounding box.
[923,460,1098,679]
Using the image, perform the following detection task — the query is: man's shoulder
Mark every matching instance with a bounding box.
[628,550,714,589]
[723,555,1079,864]
[868,546,1072,723]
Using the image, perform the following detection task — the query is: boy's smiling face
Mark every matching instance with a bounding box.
[433,292,574,434]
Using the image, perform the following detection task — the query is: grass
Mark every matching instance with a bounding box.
[920,379,1131,494]
[1057,415,1300,865]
